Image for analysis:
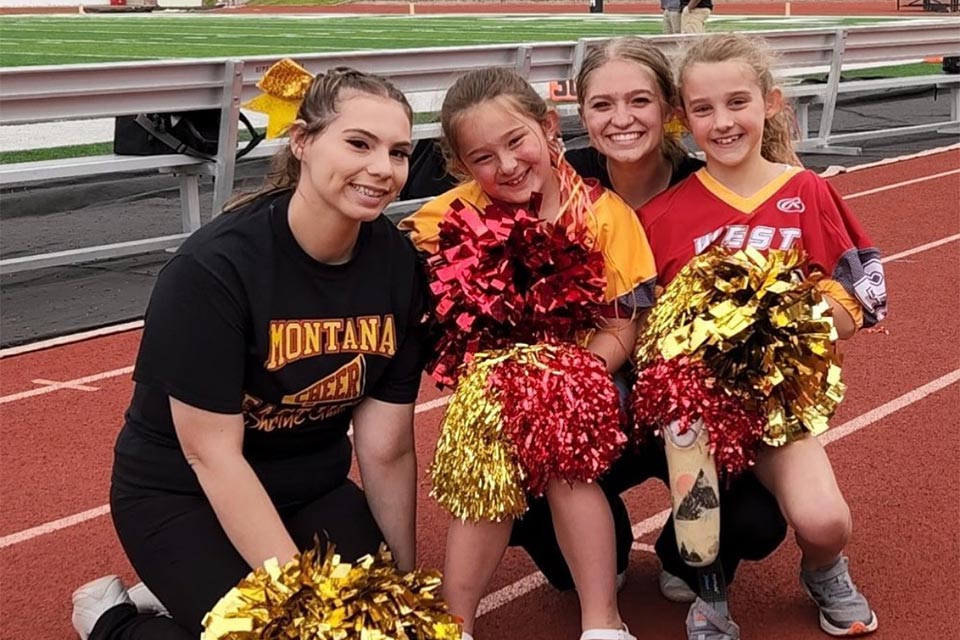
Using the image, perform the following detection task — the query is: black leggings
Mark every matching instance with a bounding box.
[92,480,383,640]
[509,442,787,591]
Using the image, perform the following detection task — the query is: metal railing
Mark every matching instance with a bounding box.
[1,22,958,274]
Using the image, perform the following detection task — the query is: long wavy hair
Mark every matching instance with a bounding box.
[676,33,800,166]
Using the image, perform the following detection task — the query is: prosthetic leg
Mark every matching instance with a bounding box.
[663,418,729,617]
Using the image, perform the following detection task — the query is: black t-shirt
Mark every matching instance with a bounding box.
[114,191,426,503]
[565,146,704,194]
[681,0,713,9]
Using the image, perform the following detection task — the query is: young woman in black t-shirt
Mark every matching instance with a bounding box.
[510,37,788,640]
[70,68,427,640]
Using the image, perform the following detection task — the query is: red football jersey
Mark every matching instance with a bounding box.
[640,167,887,327]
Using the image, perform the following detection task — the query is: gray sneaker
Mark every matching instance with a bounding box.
[685,598,741,640]
[800,555,878,636]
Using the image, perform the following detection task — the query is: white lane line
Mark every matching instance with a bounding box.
[0,391,450,548]
[0,366,134,405]
[474,368,960,618]
[0,320,143,360]
[820,369,960,446]
[3,369,953,553]
[416,395,451,414]
[845,168,960,200]
[0,505,110,549]
[823,142,960,176]
[882,234,960,263]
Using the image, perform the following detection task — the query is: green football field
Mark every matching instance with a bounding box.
[0,14,916,68]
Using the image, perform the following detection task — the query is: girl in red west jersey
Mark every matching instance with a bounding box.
[641,33,886,638]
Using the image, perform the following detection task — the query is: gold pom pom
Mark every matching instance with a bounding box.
[201,544,462,640]
[429,349,528,522]
[636,247,845,446]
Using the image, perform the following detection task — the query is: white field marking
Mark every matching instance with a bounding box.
[820,369,960,446]
[0,391,452,548]
[31,379,99,393]
[0,504,110,550]
[0,320,143,359]
[416,395,451,414]
[474,368,960,619]
[4,165,956,360]
[844,168,960,200]
[821,142,960,177]
[0,366,134,405]
[883,234,960,263]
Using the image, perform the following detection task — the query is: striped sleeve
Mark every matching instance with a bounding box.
[808,176,888,327]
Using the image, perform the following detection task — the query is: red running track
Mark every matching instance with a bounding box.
[1,149,958,639]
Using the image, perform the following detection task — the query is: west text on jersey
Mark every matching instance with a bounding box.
[693,225,802,255]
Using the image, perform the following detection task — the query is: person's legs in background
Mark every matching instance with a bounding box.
[680,7,711,33]
[663,9,682,34]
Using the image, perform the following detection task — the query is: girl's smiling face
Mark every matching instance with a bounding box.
[453,96,559,205]
[680,59,782,170]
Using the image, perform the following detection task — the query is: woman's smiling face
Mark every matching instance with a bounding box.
[580,58,670,165]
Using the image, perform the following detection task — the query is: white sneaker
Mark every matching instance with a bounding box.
[71,575,133,640]
[659,569,697,603]
[580,625,637,640]
[128,582,170,616]
[462,633,475,640]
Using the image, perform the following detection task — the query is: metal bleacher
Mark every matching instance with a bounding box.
[1,22,958,274]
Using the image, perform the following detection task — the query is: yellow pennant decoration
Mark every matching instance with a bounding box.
[243,58,314,139]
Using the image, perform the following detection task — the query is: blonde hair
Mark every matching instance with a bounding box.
[676,33,800,166]
[576,36,687,165]
[439,67,552,180]
[225,67,413,211]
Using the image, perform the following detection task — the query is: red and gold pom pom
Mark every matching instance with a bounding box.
[491,343,627,496]
[430,343,626,521]
[202,543,461,640]
[425,199,606,387]
[429,350,529,522]
[631,357,767,476]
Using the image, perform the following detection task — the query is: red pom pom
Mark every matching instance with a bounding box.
[630,357,766,477]
[489,344,626,496]
[425,199,606,388]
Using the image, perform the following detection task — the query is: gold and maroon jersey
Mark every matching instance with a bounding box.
[640,167,887,328]
[402,178,658,314]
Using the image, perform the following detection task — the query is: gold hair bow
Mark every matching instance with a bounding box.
[243,58,314,139]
